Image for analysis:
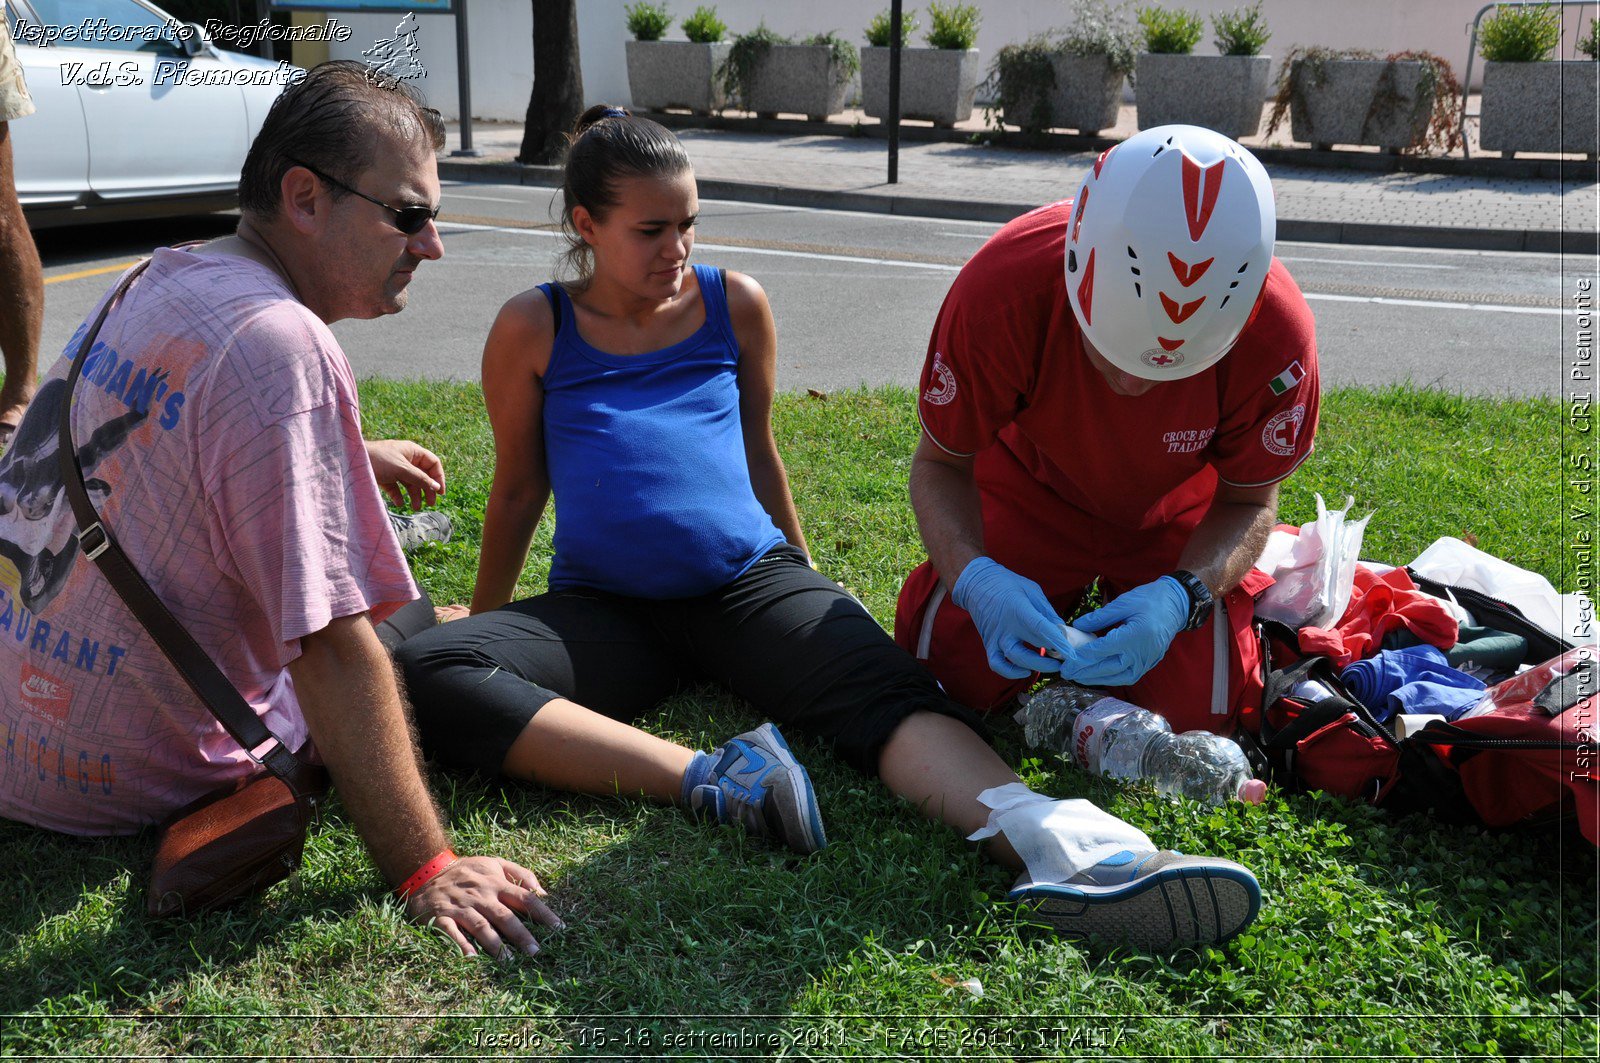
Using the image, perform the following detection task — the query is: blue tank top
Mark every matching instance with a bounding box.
[538,265,786,598]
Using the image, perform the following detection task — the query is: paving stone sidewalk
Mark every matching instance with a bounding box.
[440,114,1600,253]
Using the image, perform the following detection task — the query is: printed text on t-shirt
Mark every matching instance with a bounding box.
[1163,426,1216,454]
[80,341,186,430]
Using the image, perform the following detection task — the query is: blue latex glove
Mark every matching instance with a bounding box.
[951,557,1078,680]
[1067,575,1190,687]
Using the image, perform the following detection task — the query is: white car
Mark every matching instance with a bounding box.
[7,0,294,227]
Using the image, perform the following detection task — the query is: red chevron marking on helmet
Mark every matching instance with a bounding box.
[1167,252,1214,287]
[1093,145,1115,179]
[1180,156,1225,242]
[1158,336,1185,351]
[1071,186,1090,243]
[1160,291,1205,324]
[1077,247,1096,325]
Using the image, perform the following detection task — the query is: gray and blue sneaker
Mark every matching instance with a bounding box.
[1008,849,1261,951]
[387,509,453,553]
[683,722,827,855]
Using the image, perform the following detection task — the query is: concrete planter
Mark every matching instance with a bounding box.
[625,40,731,115]
[744,44,852,121]
[1479,60,1599,157]
[1286,58,1432,151]
[1049,53,1124,136]
[1134,53,1271,138]
[994,50,1057,132]
[860,46,981,127]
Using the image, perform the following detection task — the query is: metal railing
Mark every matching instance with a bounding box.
[1459,0,1596,157]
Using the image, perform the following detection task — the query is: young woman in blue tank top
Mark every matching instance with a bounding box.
[397,109,1255,952]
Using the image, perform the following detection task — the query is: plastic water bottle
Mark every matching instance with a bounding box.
[1140,730,1267,806]
[1018,682,1267,806]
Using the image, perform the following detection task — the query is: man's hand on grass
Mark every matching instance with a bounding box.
[366,438,445,511]
[406,855,564,959]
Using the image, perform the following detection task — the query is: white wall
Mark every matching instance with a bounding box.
[331,0,1600,122]
[329,1,632,122]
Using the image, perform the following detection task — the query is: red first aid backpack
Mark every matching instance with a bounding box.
[1242,579,1598,844]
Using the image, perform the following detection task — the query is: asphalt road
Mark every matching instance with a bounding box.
[33,182,1591,398]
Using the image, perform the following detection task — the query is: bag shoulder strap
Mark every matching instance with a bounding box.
[56,259,315,793]
[1257,642,1397,750]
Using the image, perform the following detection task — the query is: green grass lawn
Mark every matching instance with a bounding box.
[1,382,1594,1060]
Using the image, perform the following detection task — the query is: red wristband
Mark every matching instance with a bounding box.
[397,848,458,899]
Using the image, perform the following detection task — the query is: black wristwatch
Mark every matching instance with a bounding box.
[1169,569,1215,631]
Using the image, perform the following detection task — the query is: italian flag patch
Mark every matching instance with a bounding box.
[1268,361,1304,396]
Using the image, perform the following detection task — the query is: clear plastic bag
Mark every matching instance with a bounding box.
[1254,493,1370,630]
[1409,536,1596,645]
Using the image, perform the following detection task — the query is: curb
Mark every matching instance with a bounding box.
[437,158,1593,255]
[644,110,1600,183]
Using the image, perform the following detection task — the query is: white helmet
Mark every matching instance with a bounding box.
[1064,124,1275,381]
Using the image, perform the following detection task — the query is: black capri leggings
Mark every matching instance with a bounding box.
[394,543,983,777]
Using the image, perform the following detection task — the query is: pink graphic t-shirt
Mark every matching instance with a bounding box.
[0,247,418,835]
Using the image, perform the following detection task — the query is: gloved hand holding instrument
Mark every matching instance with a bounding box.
[952,557,1084,679]
[1066,575,1200,688]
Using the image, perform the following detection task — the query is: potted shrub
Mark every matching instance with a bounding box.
[861,3,984,128]
[1051,0,1137,136]
[988,34,1059,133]
[1134,2,1272,138]
[625,4,732,115]
[1478,2,1597,157]
[720,24,860,121]
[1266,47,1463,154]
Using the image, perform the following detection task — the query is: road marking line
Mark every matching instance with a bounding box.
[694,241,960,270]
[1279,256,1458,270]
[436,221,963,271]
[1283,238,1582,261]
[698,198,1002,227]
[439,183,1007,226]
[44,261,137,285]
[437,182,1590,255]
[444,193,531,203]
[1304,292,1563,315]
[434,222,1564,299]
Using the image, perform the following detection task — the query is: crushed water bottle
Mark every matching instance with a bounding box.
[1018,682,1266,806]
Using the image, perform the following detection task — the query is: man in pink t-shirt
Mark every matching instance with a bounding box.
[0,62,558,960]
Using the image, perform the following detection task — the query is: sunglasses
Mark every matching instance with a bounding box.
[286,157,441,235]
